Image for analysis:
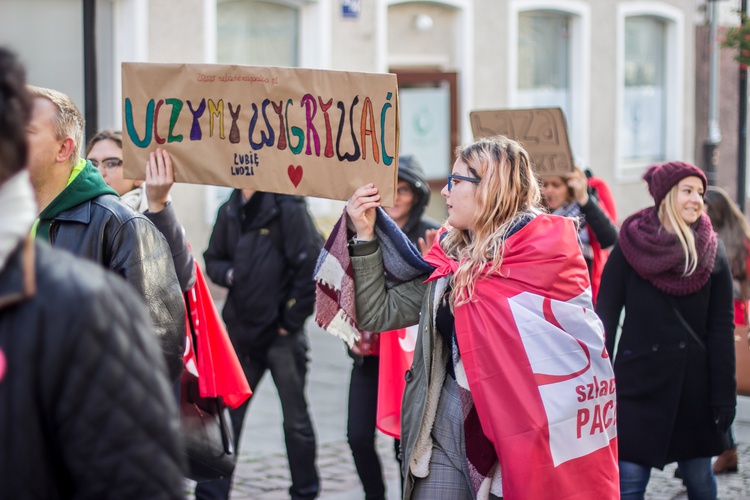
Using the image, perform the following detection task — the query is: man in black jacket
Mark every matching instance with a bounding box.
[198,188,322,500]
[0,46,185,500]
[25,85,185,381]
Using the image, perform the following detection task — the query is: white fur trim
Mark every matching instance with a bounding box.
[409,277,448,478]
[454,356,470,390]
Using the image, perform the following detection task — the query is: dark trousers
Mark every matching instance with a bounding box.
[195,332,319,500]
[347,355,401,500]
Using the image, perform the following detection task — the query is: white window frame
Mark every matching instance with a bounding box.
[616,2,684,182]
[112,0,149,129]
[377,0,474,144]
[508,0,590,164]
[204,0,329,223]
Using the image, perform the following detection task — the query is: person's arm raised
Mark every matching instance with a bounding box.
[145,148,173,213]
[143,148,195,291]
[346,183,380,241]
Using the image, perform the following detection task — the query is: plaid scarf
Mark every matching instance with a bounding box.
[313,207,433,347]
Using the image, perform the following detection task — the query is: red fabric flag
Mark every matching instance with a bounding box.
[586,175,618,303]
[184,263,252,409]
[425,215,618,499]
[376,326,418,439]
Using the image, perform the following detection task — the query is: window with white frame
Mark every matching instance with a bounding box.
[616,4,683,180]
[513,5,589,160]
[210,0,301,219]
[517,10,571,116]
[217,0,299,66]
[622,16,666,163]
[0,0,116,130]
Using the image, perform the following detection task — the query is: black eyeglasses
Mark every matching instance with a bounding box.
[447,174,481,192]
[89,157,123,170]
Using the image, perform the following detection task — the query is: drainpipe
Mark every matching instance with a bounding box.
[739,0,748,211]
[704,0,722,185]
[83,0,98,144]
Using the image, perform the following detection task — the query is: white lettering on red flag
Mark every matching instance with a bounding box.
[508,291,617,467]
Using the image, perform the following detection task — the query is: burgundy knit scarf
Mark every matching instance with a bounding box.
[619,207,717,296]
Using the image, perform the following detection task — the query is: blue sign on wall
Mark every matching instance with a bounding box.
[342,0,360,19]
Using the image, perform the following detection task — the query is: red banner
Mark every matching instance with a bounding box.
[184,263,252,409]
[376,326,417,438]
[425,215,618,499]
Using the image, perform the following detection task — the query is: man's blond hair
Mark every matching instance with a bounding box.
[27,85,84,164]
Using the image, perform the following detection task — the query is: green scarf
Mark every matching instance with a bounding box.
[33,159,118,241]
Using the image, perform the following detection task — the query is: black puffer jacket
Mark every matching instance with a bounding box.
[47,194,185,381]
[204,191,321,353]
[0,239,185,499]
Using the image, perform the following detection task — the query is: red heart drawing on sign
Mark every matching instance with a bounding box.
[288,165,303,187]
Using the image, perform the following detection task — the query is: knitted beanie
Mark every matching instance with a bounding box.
[643,161,707,206]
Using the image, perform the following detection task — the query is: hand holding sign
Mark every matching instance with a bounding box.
[145,148,174,213]
[346,183,380,241]
[566,167,590,205]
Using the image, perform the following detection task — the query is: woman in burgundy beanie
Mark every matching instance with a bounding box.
[595,161,735,499]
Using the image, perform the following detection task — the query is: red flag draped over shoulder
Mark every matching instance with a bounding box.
[424,215,618,500]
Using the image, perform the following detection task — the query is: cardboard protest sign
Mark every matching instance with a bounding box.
[122,63,399,205]
[470,108,574,177]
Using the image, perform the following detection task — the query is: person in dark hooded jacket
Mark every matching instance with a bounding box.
[199,188,322,500]
[347,155,440,500]
[383,155,441,246]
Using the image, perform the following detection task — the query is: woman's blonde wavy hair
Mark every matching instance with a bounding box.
[660,185,699,276]
[442,135,542,307]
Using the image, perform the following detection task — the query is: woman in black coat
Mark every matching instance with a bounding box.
[596,161,735,500]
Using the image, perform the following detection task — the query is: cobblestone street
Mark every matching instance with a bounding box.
[186,319,750,499]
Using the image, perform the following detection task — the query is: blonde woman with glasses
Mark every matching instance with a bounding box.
[345,135,618,499]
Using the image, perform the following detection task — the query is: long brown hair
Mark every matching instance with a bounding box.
[704,186,750,285]
[85,129,122,156]
[441,135,542,306]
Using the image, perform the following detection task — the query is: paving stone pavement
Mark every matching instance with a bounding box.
[185,319,750,499]
[186,319,401,500]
